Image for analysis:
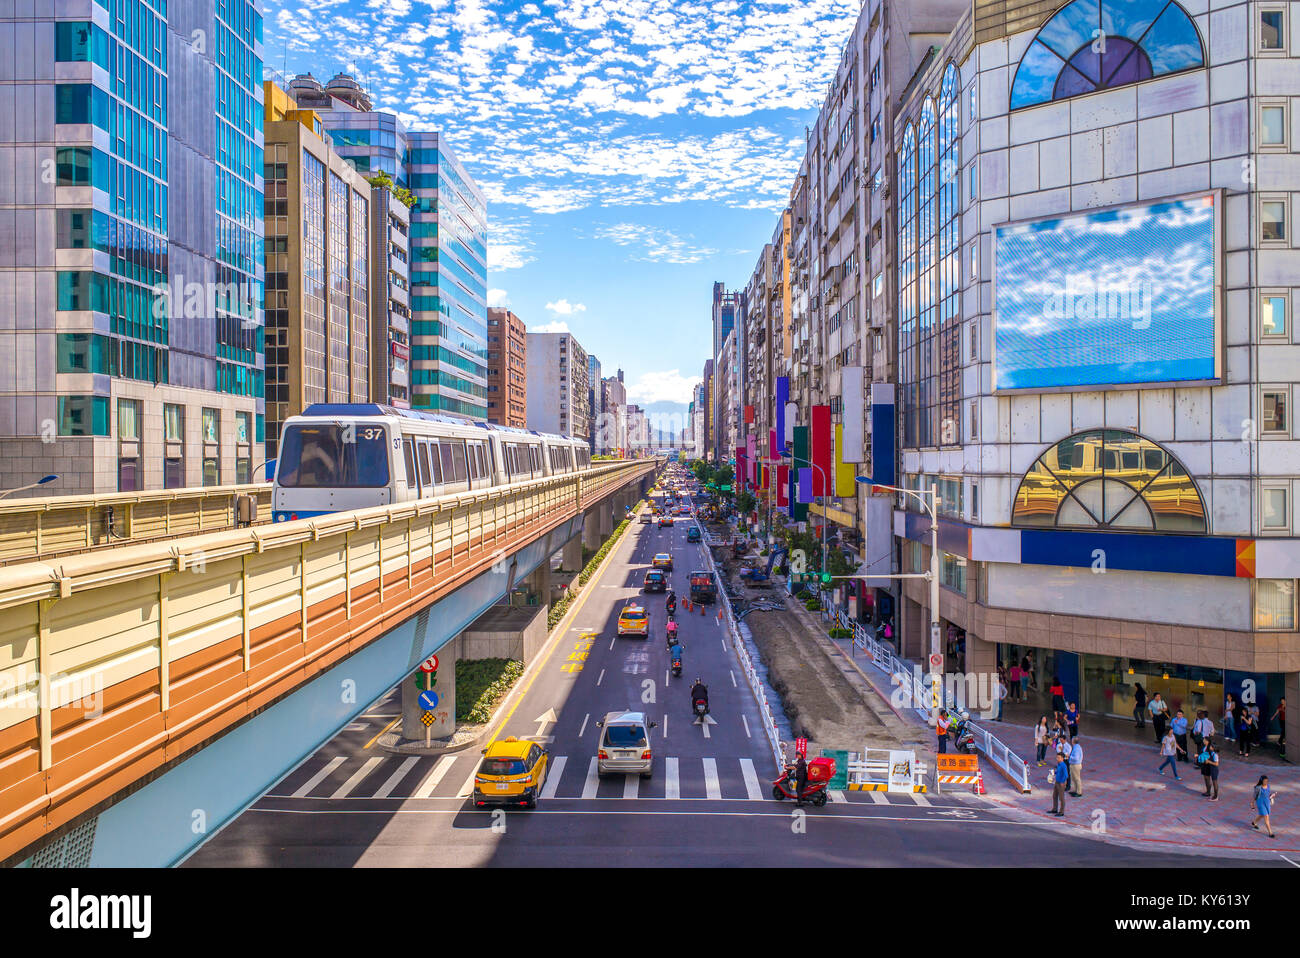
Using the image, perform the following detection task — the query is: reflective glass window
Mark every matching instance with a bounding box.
[1262,487,1288,529]
[1256,579,1295,630]
[1262,295,1288,337]
[1260,10,1284,49]
[1262,200,1287,241]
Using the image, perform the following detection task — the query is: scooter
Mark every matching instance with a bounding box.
[771,756,835,806]
[665,621,679,651]
[670,652,683,678]
[692,696,709,722]
[951,711,976,753]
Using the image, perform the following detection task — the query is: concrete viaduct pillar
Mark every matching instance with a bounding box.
[583,508,602,551]
[561,535,583,571]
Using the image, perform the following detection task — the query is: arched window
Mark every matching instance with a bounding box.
[1009,0,1205,110]
[917,98,937,447]
[937,64,961,446]
[1012,429,1206,532]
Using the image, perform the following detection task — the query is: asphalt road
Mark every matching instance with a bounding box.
[185,489,1280,867]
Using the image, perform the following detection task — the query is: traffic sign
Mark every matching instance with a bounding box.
[795,736,808,758]
[929,653,943,670]
[418,690,440,710]
[420,712,435,727]
[420,655,439,673]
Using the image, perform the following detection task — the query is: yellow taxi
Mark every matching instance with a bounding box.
[617,603,650,638]
[473,737,549,809]
[652,552,674,572]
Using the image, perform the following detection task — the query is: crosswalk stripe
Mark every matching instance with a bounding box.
[540,756,566,799]
[623,774,639,799]
[413,755,457,799]
[581,758,600,799]
[330,756,385,799]
[372,757,420,799]
[665,757,680,799]
[828,790,847,803]
[292,756,346,798]
[910,793,931,806]
[456,759,481,797]
[869,791,888,805]
[702,757,721,800]
[740,758,764,801]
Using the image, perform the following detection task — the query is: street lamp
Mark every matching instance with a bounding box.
[857,476,943,725]
[0,474,59,500]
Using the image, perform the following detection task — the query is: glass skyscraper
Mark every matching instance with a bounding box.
[0,0,265,494]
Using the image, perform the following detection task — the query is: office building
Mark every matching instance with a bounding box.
[0,0,267,494]
[587,353,602,451]
[600,375,627,455]
[486,307,527,428]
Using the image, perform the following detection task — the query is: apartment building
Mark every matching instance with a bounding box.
[486,307,527,428]
[600,374,628,455]
[526,331,589,439]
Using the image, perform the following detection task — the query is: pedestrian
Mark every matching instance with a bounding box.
[1223,693,1237,741]
[1050,676,1066,725]
[1270,698,1287,751]
[1192,709,1214,753]
[1249,702,1262,750]
[1026,651,1037,690]
[1133,683,1148,728]
[1054,726,1071,760]
[1157,728,1184,779]
[1068,738,1084,797]
[996,676,1008,721]
[1149,692,1169,743]
[1251,775,1277,838]
[1049,752,1069,817]
[1065,701,1079,740]
[1009,661,1022,702]
[1200,738,1220,800]
[1171,708,1190,763]
[936,707,950,754]
[1239,709,1257,758]
[1019,653,1031,699]
[1034,716,1050,766]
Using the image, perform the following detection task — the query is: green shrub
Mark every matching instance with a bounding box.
[456,658,526,723]
[804,598,822,612]
[828,627,852,638]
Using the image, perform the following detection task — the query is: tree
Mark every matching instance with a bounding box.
[736,490,756,514]
[367,171,416,209]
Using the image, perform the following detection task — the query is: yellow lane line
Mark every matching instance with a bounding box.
[364,716,403,749]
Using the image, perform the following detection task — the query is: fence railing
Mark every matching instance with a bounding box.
[846,748,929,791]
[0,482,275,564]
[832,608,1032,792]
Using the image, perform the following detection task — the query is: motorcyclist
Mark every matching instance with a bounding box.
[666,589,677,614]
[793,753,809,806]
[669,640,684,668]
[665,619,679,650]
[690,678,709,718]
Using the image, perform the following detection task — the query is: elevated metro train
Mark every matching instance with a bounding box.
[271,403,592,523]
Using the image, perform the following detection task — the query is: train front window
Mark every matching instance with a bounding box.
[277,424,390,488]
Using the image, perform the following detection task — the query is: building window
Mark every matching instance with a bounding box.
[1008,0,1205,110]
[1262,388,1289,434]
[117,399,140,440]
[1262,292,1289,338]
[1261,485,1289,530]
[1261,197,1288,242]
[57,395,109,436]
[969,399,979,441]
[164,404,183,442]
[118,457,140,492]
[941,552,967,594]
[1260,8,1286,50]
[236,411,250,444]
[202,458,220,487]
[202,408,220,443]
[164,458,184,489]
[1261,102,1288,148]
[1255,579,1296,630]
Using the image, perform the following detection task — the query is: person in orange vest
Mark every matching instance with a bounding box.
[936,708,951,754]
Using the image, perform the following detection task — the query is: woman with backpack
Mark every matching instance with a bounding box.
[1199,739,1219,800]
[1252,775,1277,838]
[1240,709,1258,758]
[1133,683,1148,729]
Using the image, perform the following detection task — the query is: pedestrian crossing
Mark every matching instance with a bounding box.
[269,751,979,808]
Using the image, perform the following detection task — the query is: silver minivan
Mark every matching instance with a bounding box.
[595,710,657,778]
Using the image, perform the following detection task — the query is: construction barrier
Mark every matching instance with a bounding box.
[846,748,929,792]
[935,754,981,792]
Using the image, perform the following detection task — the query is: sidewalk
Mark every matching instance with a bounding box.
[827,630,1300,859]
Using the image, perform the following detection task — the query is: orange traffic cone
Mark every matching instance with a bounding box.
[716,609,723,621]
[684,599,691,612]
[700,603,705,615]
[973,769,986,796]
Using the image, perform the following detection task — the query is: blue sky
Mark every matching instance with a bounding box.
[262,0,863,417]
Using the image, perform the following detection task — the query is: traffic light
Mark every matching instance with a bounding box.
[821,572,833,585]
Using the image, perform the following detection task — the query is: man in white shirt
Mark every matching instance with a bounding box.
[1192,710,1214,751]
[1148,692,1169,744]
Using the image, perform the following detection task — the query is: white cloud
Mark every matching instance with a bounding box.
[487,288,510,306]
[626,369,703,405]
[532,320,571,333]
[594,222,719,264]
[545,298,586,315]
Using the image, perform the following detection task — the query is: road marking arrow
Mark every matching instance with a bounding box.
[700,714,718,738]
[533,708,558,739]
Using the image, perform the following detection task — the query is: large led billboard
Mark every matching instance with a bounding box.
[993,192,1220,392]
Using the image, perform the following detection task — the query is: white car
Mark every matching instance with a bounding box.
[595,710,657,778]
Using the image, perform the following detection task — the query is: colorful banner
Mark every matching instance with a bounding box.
[744,405,754,424]
[870,383,896,489]
[798,468,813,504]
[834,424,856,497]
[777,464,790,509]
[775,377,789,454]
[811,405,831,496]
[840,366,864,462]
[769,428,778,459]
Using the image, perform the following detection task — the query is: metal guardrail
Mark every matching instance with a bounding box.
[0,482,274,564]
[697,513,784,773]
[832,608,1032,793]
[846,749,929,791]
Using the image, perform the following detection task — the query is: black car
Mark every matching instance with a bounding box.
[643,569,668,593]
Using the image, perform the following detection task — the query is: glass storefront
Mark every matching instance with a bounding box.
[1081,655,1225,722]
